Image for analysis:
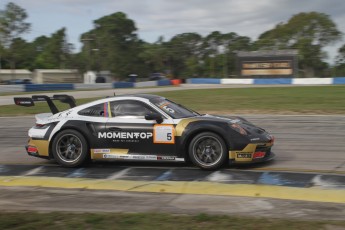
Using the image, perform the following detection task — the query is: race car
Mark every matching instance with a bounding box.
[14,94,275,170]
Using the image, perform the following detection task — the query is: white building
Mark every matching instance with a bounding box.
[33,69,82,83]
[0,69,32,83]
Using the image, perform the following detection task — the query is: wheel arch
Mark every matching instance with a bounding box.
[180,126,231,161]
[48,125,91,159]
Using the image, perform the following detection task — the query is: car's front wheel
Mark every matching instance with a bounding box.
[188,132,227,170]
[52,129,88,167]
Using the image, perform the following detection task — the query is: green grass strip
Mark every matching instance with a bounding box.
[1,86,344,116]
[0,212,344,230]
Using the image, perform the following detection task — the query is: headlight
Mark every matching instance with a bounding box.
[230,124,248,135]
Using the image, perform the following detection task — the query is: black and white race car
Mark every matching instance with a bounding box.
[14,94,275,170]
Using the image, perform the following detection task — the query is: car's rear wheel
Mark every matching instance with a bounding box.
[188,132,227,170]
[52,129,88,167]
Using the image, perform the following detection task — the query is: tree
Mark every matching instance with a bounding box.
[138,37,167,76]
[255,12,342,77]
[333,44,345,76]
[80,12,142,79]
[164,33,203,77]
[0,2,30,74]
[34,28,73,69]
[201,31,251,77]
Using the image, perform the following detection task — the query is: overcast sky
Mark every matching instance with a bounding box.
[1,0,345,63]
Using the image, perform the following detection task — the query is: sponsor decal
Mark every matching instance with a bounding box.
[153,124,175,144]
[157,156,175,160]
[98,132,153,139]
[158,102,175,114]
[103,154,157,160]
[236,153,252,158]
[93,149,110,153]
[18,101,32,105]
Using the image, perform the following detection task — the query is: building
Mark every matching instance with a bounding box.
[33,69,82,83]
[0,69,32,83]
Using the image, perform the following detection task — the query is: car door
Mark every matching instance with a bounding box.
[76,102,109,154]
[105,99,177,157]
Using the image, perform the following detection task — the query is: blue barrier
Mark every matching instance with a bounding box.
[157,79,171,86]
[189,78,221,84]
[333,77,345,84]
[10,77,345,94]
[25,84,74,92]
[113,82,134,88]
[254,78,293,85]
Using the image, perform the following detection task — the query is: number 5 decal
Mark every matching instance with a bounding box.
[153,124,175,144]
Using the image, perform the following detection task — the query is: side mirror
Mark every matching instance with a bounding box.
[145,113,163,124]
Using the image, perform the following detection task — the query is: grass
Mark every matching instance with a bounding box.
[0,212,344,230]
[1,86,344,116]
[155,85,345,114]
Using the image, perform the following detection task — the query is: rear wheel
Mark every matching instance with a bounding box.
[52,129,88,167]
[188,132,228,170]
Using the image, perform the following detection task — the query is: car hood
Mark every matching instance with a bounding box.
[191,114,269,137]
[195,114,251,125]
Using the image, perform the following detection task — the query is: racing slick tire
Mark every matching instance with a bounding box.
[52,129,89,167]
[188,132,228,170]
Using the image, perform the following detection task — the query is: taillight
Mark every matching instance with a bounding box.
[27,146,38,153]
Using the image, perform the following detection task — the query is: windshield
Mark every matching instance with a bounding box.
[151,98,199,119]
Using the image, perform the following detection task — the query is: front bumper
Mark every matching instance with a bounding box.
[229,141,275,164]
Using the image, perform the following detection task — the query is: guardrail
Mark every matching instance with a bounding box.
[187,77,345,85]
[0,77,344,93]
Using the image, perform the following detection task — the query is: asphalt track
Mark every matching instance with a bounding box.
[1,114,344,173]
[0,86,344,218]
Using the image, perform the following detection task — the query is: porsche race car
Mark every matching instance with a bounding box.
[14,94,275,170]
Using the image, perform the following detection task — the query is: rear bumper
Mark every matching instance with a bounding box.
[26,138,50,159]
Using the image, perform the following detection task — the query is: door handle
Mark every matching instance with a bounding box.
[109,127,122,131]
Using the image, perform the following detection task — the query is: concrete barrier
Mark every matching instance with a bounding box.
[25,84,74,92]
[113,82,134,88]
[74,83,113,90]
[333,77,345,84]
[135,81,157,88]
[254,78,293,85]
[0,85,25,93]
[2,77,344,94]
[292,78,332,85]
[187,78,221,84]
[188,77,345,85]
[221,79,254,84]
[157,79,172,86]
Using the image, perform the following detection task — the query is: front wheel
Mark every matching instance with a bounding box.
[52,129,89,167]
[188,132,228,170]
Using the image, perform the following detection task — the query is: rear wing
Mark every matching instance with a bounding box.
[14,94,76,114]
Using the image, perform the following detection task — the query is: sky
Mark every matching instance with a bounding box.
[1,0,345,63]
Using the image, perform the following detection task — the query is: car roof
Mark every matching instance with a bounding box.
[74,94,166,110]
[113,94,165,101]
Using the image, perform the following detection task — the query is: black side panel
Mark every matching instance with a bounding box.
[60,120,107,148]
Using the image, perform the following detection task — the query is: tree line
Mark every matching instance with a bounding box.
[1,2,345,80]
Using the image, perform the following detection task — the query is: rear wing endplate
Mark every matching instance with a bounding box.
[14,94,76,114]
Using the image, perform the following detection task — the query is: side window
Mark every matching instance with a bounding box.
[78,103,104,117]
[111,100,155,118]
